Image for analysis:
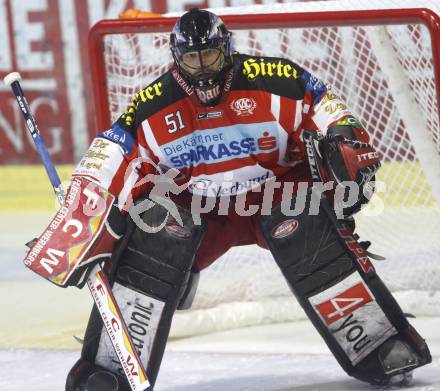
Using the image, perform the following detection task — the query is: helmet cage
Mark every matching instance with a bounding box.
[170,10,232,90]
[171,33,232,87]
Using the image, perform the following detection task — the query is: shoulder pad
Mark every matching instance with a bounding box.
[118,71,186,130]
[237,53,302,81]
[233,53,306,99]
[120,78,166,128]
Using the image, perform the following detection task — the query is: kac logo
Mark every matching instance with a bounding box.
[230,97,257,116]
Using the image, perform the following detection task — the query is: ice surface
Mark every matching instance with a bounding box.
[1,212,439,390]
[0,347,439,391]
[0,316,439,390]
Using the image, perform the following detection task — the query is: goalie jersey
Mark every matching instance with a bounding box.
[74,52,369,205]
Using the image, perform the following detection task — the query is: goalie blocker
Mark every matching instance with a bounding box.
[259,190,431,386]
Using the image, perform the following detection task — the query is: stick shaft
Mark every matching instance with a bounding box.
[9,79,65,205]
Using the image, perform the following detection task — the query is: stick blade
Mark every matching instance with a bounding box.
[3,72,21,86]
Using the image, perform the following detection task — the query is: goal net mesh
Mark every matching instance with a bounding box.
[91,0,440,336]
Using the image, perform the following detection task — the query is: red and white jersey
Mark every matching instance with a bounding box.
[74,53,369,207]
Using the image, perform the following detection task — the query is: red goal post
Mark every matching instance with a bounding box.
[88,7,440,336]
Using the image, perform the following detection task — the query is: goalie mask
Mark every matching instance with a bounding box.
[170,8,233,106]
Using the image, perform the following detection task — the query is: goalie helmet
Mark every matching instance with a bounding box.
[170,8,233,106]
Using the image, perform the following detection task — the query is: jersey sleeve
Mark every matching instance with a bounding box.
[72,92,161,211]
[302,69,370,142]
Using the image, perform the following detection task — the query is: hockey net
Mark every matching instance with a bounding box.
[89,0,440,337]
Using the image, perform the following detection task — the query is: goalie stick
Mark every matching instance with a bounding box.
[3,72,152,391]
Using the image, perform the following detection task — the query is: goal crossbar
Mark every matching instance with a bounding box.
[89,8,440,132]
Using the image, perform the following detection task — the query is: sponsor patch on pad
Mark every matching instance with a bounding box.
[309,273,397,365]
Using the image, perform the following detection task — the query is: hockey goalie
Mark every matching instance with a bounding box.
[26,8,431,391]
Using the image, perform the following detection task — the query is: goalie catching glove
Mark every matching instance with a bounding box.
[320,135,380,186]
[304,131,381,216]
